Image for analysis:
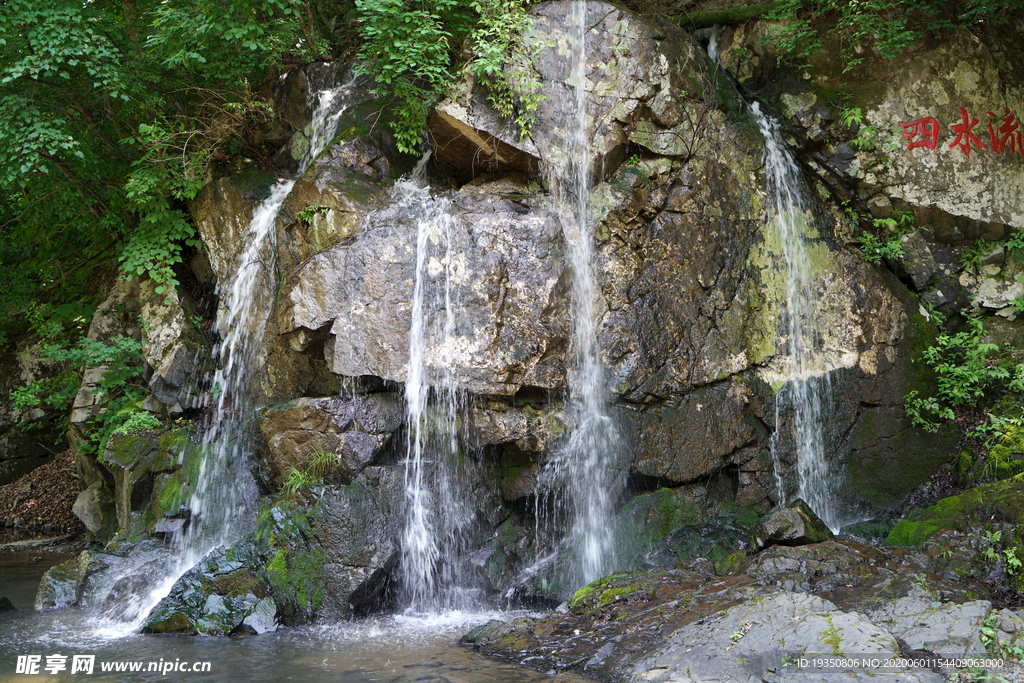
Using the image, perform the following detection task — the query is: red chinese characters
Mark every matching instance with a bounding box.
[988,107,1023,155]
[898,117,941,150]
[899,106,1023,159]
[948,106,988,159]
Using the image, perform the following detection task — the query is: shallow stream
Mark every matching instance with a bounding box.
[0,553,578,683]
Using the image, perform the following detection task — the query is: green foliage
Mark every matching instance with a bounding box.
[355,0,543,153]
[355,0,475,153]
[981,612,1024,660]
[12,335,151,459]
[0,0,317,340]
[764,0,1024,71]
[858,233,904,264]
[112,410,163,436]
[859,210,914,264]
[765,0,917,71]
[962,238,997,272]
[296,205,329,224]
[463,0,544,139]
[282,467,322,495]
[904,318,1014,432]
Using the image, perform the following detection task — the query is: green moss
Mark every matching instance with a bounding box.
[887,475,1024,546]
[957,449,974,485]
[267,548,288,584]
[597,585,634,608]
[569,580,601,608]
[714,551,745,576]
[820,615,843,656]
[156,474,185,517]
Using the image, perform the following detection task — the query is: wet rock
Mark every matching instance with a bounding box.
[35,551,123,610]
[145,541,274,636]
[897,231,939,290]
[99,428,204,541]
[466,531,1009,681]
[620,382,766,485]
[315,468,405,619]
[639,512,758,569]
[752,499,833,552]
[281,176,569,395]
[257,395,404,487]
[0,597,16,613]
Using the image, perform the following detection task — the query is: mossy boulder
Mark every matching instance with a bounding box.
[640,510,761,569]
[144,540,276,636]
[98,427,205,543]
[751,499,833,552]
[886,475,1024,547]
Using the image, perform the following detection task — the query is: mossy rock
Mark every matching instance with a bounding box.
[887,474,1024,546]
[568,571,657,613]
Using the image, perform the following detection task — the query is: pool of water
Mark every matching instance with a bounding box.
[0,554,583,683]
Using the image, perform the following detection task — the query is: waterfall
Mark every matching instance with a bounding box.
[707,25,838,531]
[750,104,836,531]
[398,156,479,613]
[539,0,622,587]
[93,73,360,633]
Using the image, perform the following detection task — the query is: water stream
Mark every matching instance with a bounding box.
[707,30,839,530]
[75,72,362,636]
[538,0,623,587]
[2,553,574,683]
[398,155,480,612]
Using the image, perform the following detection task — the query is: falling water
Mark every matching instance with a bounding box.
[539,0,622,587]
[750,105,837,530]
[398,156,479,612]
[91,73,361,633]
[703,29,838,530]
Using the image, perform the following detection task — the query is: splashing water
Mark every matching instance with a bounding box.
[539,0,623,587]
[86,72,362,636]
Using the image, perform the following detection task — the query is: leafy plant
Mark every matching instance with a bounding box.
[355,0,544,153]
[111,410,163,436]
[296,204,329,224]
[859,233,904,264]
[463,0,544,140]
[962,238,996,272]
[282,466,321,495]
[904,318,1015,432]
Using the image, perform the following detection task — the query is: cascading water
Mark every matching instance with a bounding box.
[398,156,479,613]
[751,104,837,531]
[707,29,838,530]
[90,73,361,633]
[539,0,623,587]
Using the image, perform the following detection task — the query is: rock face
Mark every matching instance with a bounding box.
[251,0,944,528]
[126,1,964,619]
[257,394,404,486]
[23,0,999,633]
